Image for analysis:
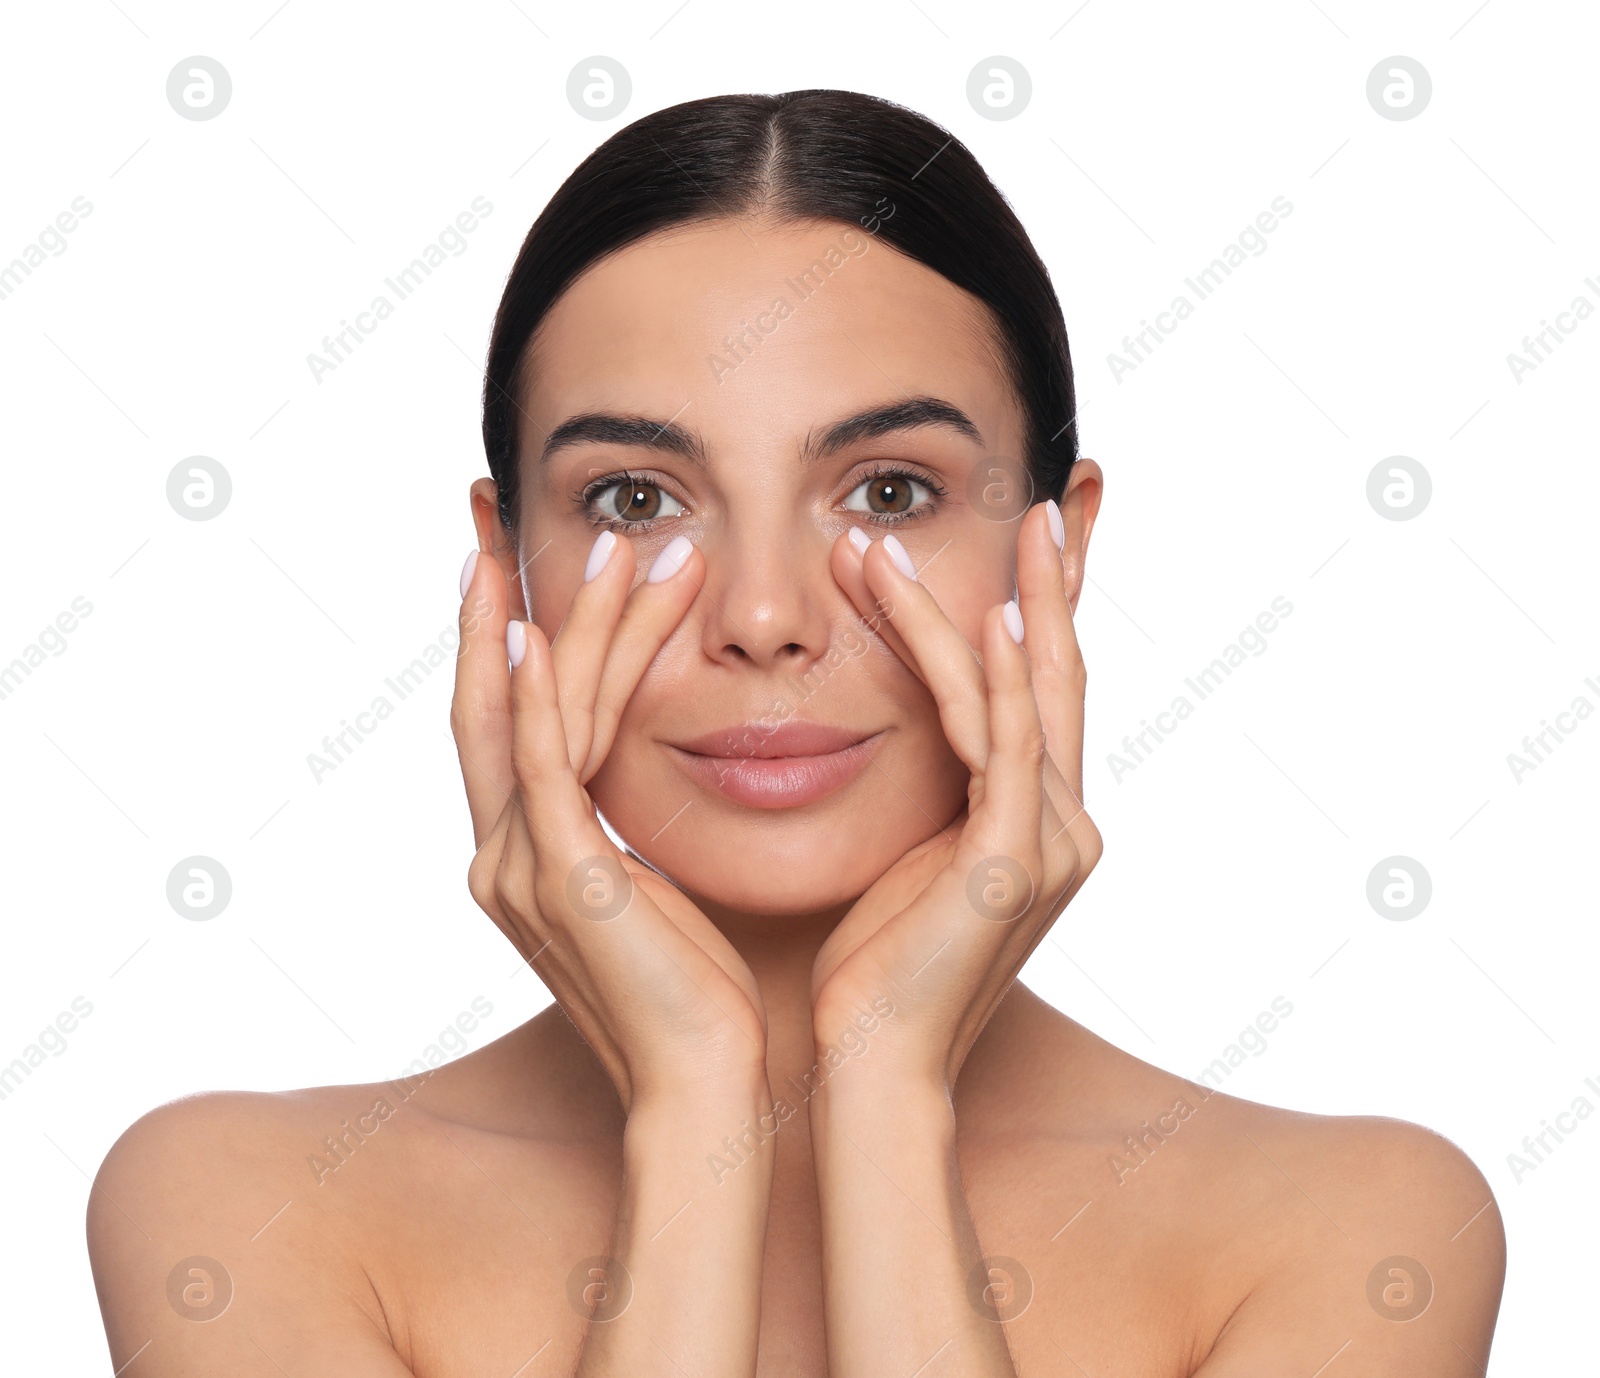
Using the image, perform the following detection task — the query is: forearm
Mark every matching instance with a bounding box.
[810,1075,1018,1377]
[573,1087,774,1377]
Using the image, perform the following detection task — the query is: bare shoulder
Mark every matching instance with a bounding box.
[1185,1090,1507,1375]
[87,1017,616,1375]
[974,996,1505,1374]
[87,1083,415,1375]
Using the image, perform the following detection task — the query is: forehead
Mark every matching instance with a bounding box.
[520,217,1021,466]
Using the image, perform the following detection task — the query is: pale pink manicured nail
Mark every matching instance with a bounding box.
[1002,600,1024,644]
[584,530,617,583]
[847,527,871,556]
[459,549,479,599]
[506,620,527,668]
[647,534,694,583]
[1045,499,1065,551]
[882,533,917,582]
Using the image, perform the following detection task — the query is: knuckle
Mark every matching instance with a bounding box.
[466,848,497,913]
[491,863,529,920]
[1009,854,1047,921]
[1022,842,1047,889]
[1040,657,1086,694]
[507,735,539,791]
[459,590,495,642]
[1081,814,1105,870]
[530,867,569,923]
[451,686,509,747]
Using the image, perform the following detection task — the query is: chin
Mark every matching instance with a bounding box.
[588,742,964,916]
[683,862,870,919]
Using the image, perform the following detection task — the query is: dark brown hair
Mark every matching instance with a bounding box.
[482,88,1079,533]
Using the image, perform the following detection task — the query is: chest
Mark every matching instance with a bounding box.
[369,1129,1222,1378]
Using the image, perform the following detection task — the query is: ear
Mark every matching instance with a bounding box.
[469,477,531,621]
[1057,458,1103,609]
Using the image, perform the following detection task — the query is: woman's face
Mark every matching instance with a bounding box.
[497,215,1043,916]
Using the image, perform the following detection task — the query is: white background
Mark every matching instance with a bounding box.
[1,0,1594,1369]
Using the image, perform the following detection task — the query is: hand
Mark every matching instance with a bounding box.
[810,501,1103,1092]
[451,532,769,1113]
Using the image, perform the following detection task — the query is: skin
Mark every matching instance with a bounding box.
[88,217,1506,1376]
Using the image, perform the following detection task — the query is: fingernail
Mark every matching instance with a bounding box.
[584,529,617,583]
[459,549,479,599]
[1045,499,1065,551]
[506,619,527,668]
[1003,599,1025,644]
[847,527,871,556]
[647,534,695,584]
[882,533,917,582]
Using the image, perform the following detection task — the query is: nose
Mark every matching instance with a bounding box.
[693,522,838,673]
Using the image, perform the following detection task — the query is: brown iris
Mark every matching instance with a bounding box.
[864,476,914,515]
[609,482,664,521]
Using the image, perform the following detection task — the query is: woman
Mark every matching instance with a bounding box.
[88,90,1504,1376]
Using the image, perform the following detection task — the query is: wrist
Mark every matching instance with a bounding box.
[625,1088,784,1199]
[626,1077,774,1148]
[806,1012,949,1112]
[627,1056,771,1116]
[807,1064,954,1139]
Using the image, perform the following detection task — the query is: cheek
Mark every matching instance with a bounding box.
[925,582,1006,654]
[527,571,579,636]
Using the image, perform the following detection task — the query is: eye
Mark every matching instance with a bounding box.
[579,471,686,530]
[841,466,945,525]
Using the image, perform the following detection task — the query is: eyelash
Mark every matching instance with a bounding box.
[573,463,950,534]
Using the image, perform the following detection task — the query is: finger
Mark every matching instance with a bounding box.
[1015,501,1102,884]
[828,528,921,675]
[549,529,638,778]
[873,603,1045,1053]
[837,529,990,772]
[506,614,594,834]
[581,534,704,782]
[968,600,1046,875]
[467,803,539,964]
[1016,500,1087,804]
[962,602,1082,993]
[501,626,767,1087]
[451,547,515,850]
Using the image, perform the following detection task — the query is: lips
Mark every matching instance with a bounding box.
[673,720,874,759]
[667,720,885,808]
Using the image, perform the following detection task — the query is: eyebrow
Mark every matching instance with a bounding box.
[538,395,986,469]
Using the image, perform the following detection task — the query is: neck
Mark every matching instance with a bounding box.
[686,894,1053,1125]
[519,890,1060,1139]
[690,894,853,1107]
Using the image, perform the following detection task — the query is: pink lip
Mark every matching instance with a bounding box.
[667,721,885,809]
